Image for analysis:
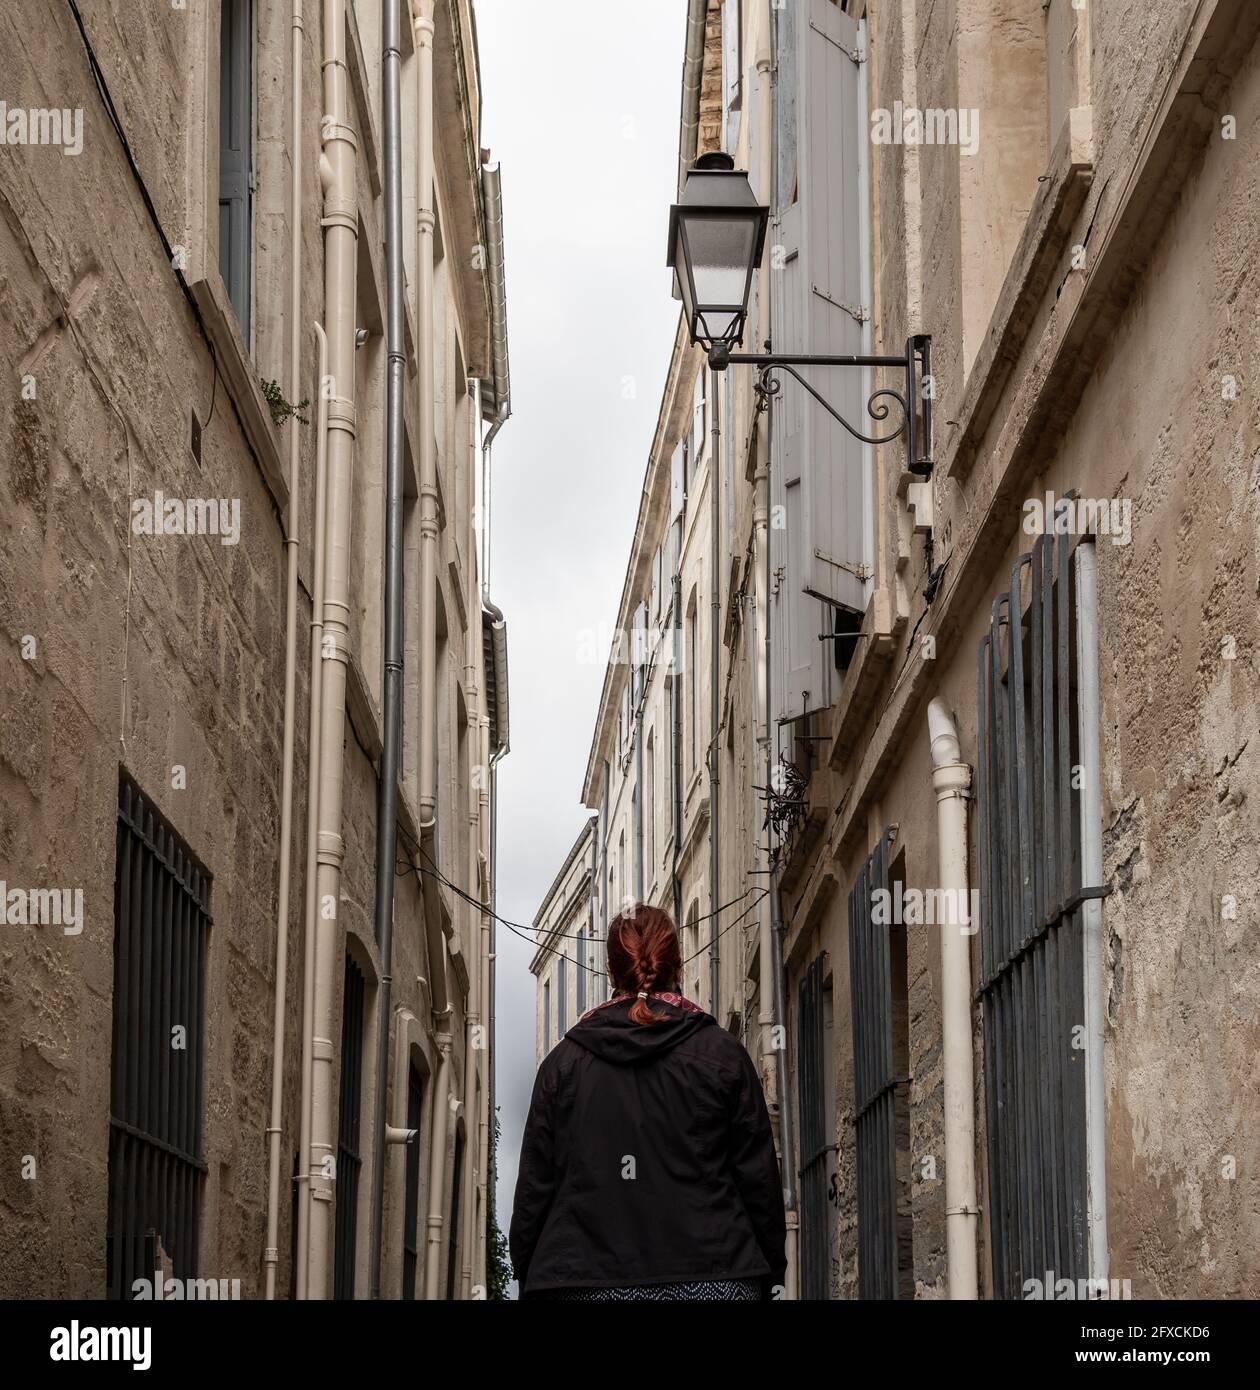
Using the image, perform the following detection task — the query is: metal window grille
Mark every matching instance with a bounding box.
[334,953,366,1300]
[107,771,211,1300]
[558,953,567,1036]
[576,928,586,1016]
[848,827,909,1299]
[976,532,1097,1298]
[797,954,830,1300]
[402,1064,425,1299]
[446,1130,464,1299]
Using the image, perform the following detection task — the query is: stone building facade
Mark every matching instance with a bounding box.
[544,0,1260,1300]
[0,0,509,1299]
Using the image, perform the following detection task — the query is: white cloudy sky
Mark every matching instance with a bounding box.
[472,0,684,1272]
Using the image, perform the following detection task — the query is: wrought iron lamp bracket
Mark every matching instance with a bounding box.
[710,333,933,477]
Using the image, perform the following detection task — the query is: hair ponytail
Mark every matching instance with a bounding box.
[607,904,683,1025]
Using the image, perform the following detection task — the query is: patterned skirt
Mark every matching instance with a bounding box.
[549,1278,761,1302]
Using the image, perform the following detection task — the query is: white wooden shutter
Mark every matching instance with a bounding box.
[722,0,742,150]
[670,439,685,521]
[796,1,870,613]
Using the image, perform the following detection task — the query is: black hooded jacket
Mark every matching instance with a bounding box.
[509,995,787,1296]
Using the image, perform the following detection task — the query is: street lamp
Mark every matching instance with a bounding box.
[667,153,932,475]
[666,151,769,352]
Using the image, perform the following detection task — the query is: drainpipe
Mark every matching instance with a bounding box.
[295,320,329,1297]
[927,698,980,1300]
[1074,541,1108,1284]
[750,40,782,1224]
[677,0,708,196]
[305,0,359,1300]
[708,365,721,1016]
[460,385,482,1301]
[670,565,683,927]
[368,0,406,1300]
[263,0,305,1302]
[413,0,454,1296]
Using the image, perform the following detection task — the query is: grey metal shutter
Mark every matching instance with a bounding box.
[218,0,252,336]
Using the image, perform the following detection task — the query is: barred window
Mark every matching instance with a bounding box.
[976,532,1102,1297]
[847,828,913,1299]
[334,953,366,1300]
[107,771,211,1300]
[401,1062,425,1299]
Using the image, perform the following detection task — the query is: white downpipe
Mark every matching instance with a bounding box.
[1074,542,1109,1283]
[263,0,305,1302]
[295,320,329,1297]
[752,47,775,1105]
[928,698,979,1300]
[413,0,453,1296]
[306,0,359,1299]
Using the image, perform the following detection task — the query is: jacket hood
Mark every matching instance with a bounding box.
[565,996,715,1066]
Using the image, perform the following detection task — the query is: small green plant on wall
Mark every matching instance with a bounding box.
[260,377,310,428]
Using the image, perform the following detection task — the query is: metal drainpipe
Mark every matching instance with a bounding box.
[765,0,797,1300]
[295,320,329,1297]
[1075,540,1109,1284]
[368,0,406,1300]
[634,654,645,902]
[413,0,453,1298]
[708,364,721,1017]
[307,0,359,1299]
[928,699,980,1299]
[264,0,304,1302]
[671,565,683,927]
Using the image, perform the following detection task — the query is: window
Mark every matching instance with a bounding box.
[334,954,366,1300]
[108,772,211,1300]
[218,0,253,335]
[543,979,551,1054]
[847,827,912,1299]
[684,901,700,1000]
[976,531,1097,1297]
[558,952,567,1037]
[645,732,656,880]
[722,0,743,151]
[446,1129,464,1299]
[402,1063,425,1298]
[797,953,840,1300]
[691,372,706,475]
[576,928,587,1017]
[686,595,699,773]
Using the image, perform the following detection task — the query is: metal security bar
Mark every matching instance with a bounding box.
[848,827,904,1299]
[976,532,1102,1298]
[107,771,211,1300]
[797,954,830,1300]
[402,1064,424,1299]
[446,1130,465,1299]
[334,954,366,1300]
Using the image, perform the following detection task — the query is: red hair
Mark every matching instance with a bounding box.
[607,904,683,1025]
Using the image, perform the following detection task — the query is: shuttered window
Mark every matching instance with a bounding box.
[446,1130,464,1299]
[401,1064,425,1298]
[797,954,836,1299]
[848,828,913,1299]
[218,0,253,336]
[770,0,871,722]
[334,954,366,1300]
[108,773,211,1300]
[976,532,1099,1298]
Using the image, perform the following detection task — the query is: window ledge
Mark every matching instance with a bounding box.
[188,269,288,515]
[943,106,1095,482]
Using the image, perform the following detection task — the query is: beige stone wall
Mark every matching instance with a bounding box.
[0,0,494,1299]
[563,0,1260,1300]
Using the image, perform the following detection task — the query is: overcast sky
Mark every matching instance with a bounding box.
[473,0,683,1280]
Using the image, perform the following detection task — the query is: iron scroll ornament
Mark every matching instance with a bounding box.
[752,361,909,446]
